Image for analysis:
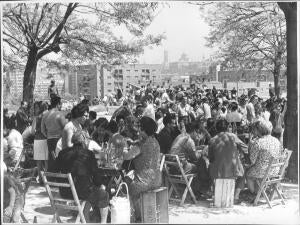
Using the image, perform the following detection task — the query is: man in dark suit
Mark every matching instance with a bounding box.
[16,101,30,134]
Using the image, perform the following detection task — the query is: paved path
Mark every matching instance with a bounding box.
[23,182,299,224]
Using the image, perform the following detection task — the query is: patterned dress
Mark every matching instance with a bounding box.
[247,135,282,178]
[129,136,162,197]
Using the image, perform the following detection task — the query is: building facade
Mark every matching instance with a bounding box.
[75,64,101,100]
[6,65,66,99]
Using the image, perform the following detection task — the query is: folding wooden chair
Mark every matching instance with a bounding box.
[163,154,197,206]
[41,171,87,223]
[253,149,292,208]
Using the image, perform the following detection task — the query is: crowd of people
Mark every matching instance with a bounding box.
[3,82,288,223]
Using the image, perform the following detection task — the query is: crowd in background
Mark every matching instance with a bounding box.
[3,81,287,223]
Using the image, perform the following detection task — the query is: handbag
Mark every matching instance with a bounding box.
[110,182,131,224]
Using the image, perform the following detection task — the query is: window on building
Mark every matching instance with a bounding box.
[142,69,145,73]
[126,70,130,72]
[152,70,156,72]
[119,69,123,74]
[135,70,138,72]
[146,69,150,73]
[108,89,112,92]
[107,83,112,85]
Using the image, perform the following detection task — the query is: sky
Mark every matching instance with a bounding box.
[5,1,213,65]
[115,2,213,64]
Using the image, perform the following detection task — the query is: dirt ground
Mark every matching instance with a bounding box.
[22,182,299,224]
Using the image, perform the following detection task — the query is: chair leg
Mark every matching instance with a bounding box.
[275,184,286,205]
[79,201,87,223]
[20,212,29,223]
[168,185,174,199]
[253,182,264,206]
[180,186,189,206]
[261,187,272,208]
[186,177,197,204]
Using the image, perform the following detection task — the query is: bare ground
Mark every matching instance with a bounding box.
[23,182,299,224]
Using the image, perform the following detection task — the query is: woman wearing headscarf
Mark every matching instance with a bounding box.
[123,116,161,222]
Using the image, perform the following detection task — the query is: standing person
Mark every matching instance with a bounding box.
[16,101,30,134]
[142,94,155,121]
[269,83,275,98]
[41,96,66,171]
[4,108,11,130]
[246,95,258,124]
[32,101,49,184]
[48,80,59,99]
[177,96,193,123]
[61,103,89,150]
[202,97,212,119]
[238,95,248,125]
[226,102,243,124]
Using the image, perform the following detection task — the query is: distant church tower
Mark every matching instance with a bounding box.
[163,50,169,70]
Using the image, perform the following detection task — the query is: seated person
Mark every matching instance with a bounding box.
[189,120,211,146]
[123,116,162,222]
[246,119,282,195]
[4,125,24,168]
[169,123,199,174]
[157,113,178,154]
[83,111,97,136]
[92,118,109,144]
[208,119,248,204]
[56,131,109,223]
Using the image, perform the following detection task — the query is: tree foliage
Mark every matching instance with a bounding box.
[200,2,286,96]
[3,2,165,106]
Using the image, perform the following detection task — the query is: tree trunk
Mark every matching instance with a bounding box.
[23,45,38,113]
[279,2,298,181]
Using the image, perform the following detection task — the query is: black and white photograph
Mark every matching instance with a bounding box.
[1,0,299,224]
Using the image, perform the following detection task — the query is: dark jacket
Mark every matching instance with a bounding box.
[157,126,179,154]
[208,132,248,179]
[56,145,98,200]
[16,107,30,134]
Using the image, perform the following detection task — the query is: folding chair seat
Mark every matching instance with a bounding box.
[163,154,197,206]
[41,171,87,223]
[253,149,292,208]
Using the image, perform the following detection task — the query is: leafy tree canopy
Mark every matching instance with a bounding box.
[3,2,165,68]
[199,2,286,71]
